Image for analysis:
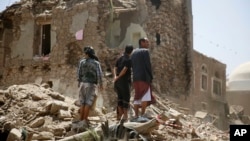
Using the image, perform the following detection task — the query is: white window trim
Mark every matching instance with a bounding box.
[211,77,222,96]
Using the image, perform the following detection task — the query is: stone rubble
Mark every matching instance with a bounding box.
[0,83,230,141]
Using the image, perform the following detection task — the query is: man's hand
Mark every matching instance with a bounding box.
[113,76,118,82]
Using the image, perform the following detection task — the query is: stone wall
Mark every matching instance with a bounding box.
[0,0,193,111]
[143,0,193,97]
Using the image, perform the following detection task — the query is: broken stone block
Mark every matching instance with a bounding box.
[32,131,54,140]
[166,108,183,119]
[45,100,69,114]
[29,117,45,128]
[58,109,72,119]
[53,127,66,137]
[31,92,49,100]
[6,128,21,141]
[48,91,65,101]
[195,111,208,119]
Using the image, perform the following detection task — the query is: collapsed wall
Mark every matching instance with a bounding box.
[0,0,193,111]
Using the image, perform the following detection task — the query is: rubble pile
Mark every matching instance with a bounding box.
[0,84,229,141]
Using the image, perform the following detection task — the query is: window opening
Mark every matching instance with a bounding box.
[214,71,220,78]
[150,0,161,9]
[213,79,221,95]
[156,32,161,45]
[201,74,207,90]
[201,65,207,73]
[201,64,208,91]
[41,24,51,56]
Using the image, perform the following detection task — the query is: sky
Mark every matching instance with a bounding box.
[192,0,250,76]
[0,0,18,12]
[1,0,250,76]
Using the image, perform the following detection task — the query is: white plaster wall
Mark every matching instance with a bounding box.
[109,20,121,47]
[119,23,146,48]
[51,30,56,50]
[112,20,121,36]
[70,11,89,34]
[11,20,34,59]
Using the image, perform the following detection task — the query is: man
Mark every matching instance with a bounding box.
[131,37,155,121]
[114,45,134,121]
[77,46,103,127]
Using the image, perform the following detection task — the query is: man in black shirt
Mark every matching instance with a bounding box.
[114,45,134,121]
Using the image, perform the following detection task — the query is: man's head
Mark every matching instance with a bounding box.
[139,37,149,48]
[83,46,95,55]
[83,46,99,61]
[125,44,134,55]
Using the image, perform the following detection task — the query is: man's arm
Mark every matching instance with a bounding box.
[114,67,128,82]
[77,60,83,87]
[145,51,153,81]
[97,62,103,89]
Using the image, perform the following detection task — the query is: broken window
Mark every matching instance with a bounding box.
[156,32,161,45]
[41,24,51,56]
[212,79,221,96]
[150,0,161,10]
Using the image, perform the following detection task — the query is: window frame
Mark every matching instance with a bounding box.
[212,77,222,96]
[200,64,208,91]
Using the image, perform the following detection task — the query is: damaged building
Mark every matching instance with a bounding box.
[191,50,228,129]
[0,0,193,109]
[0,0,229,130]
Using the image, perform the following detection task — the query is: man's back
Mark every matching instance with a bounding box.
[78,58,99,84]
[131,48,153,83]
[115,54,132,80]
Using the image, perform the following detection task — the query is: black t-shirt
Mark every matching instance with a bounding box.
[115,54,132,82]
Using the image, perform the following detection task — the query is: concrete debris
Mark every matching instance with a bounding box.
[0,84,230,140]
[195,111,208,119]
[230,105,244,116]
